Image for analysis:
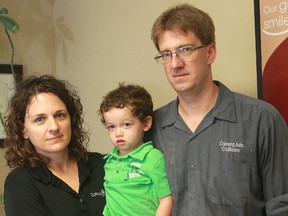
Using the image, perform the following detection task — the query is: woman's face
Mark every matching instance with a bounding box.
[23,93,72,157]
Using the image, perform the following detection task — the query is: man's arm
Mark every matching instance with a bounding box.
[260,111,288,215]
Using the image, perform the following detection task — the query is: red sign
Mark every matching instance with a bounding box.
[255,0,288,125]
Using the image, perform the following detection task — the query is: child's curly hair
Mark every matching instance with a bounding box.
[99,83,153,124]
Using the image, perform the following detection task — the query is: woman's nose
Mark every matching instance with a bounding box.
[48,118,59,132]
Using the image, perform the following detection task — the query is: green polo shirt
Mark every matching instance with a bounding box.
[103,141,171,216]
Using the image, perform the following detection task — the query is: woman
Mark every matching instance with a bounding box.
[3,75,105,216]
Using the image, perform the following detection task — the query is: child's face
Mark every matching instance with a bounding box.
[103,107,151,156]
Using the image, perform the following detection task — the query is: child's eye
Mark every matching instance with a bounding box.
[123,123,132,129]
[106,125,116,131]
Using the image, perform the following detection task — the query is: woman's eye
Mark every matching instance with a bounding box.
[34,117,44,123]
[55,112,66,119]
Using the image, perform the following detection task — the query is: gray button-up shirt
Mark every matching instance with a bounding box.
[145,81,288,216]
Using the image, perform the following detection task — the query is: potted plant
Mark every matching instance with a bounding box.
[0,7,20,75]
[0,7,20,131]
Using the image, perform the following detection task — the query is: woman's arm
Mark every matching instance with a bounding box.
[4,170,48,216]
[4,183,47,216]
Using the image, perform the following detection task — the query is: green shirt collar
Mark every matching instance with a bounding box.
[104,141,154,161]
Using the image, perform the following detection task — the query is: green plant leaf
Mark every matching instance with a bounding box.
[0,7,8,15]
[0,15,20,33]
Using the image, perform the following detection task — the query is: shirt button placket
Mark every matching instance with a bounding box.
[116,159,121,173]
[189,164,196,201]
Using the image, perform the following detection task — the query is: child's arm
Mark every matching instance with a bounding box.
[155,195,173,216]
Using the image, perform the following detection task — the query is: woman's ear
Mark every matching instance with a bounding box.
[22,129,28,139]
[143,116,152,132]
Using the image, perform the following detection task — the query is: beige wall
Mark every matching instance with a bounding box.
[0,1,56,214]
[0,0,56,75]
[0,0,256,213]
[54,0,257,155]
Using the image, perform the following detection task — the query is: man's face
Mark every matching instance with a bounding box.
[157,29,216,96]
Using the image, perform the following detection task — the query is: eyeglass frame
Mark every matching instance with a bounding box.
[154,44,207,64]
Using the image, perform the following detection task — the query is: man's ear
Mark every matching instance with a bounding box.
[207,43,216,65]
[143,116,152,132]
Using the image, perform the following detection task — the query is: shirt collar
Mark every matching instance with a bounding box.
[30,165,54,184]
[213,81,237,123]
[160,81,237,128]
[30,158,90,185]
[104,141,154,161]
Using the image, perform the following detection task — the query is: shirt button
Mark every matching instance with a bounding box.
[79,198,84,202]
[190,164,196,170]
[116,170,119,173]
[189,194,194,199]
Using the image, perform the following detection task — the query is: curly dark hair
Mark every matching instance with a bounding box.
[4,74,89,169]
[98,83,153,124]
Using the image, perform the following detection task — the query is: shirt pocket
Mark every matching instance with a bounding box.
[206,162,249,208]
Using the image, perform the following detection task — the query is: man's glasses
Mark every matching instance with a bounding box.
[154,44,207,64]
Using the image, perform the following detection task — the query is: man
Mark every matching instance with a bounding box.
[145,3,288,216]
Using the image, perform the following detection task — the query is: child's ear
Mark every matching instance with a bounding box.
[143,116,152,132]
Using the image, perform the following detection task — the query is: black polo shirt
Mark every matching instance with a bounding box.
[4,152,106,216]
